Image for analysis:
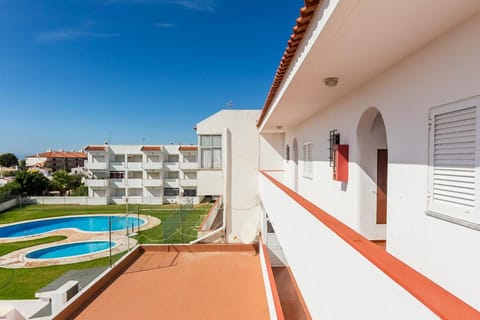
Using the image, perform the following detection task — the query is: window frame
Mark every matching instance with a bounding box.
[199,134,222,169]
[427,95,480,224]
[303,142,313,179]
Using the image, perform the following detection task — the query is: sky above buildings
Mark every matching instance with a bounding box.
[0,0,302,157]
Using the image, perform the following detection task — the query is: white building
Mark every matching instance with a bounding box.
[84,144,200,205]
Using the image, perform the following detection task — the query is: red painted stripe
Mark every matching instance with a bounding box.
[260,240,285,320]
[260,170,480,319]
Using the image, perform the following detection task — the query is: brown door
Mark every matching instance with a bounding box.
[376,149,388,224]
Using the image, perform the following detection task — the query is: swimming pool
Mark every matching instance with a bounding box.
[26,241,115,259]
[0,215,145,238]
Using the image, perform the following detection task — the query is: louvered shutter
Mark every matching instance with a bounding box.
[428,96,480,222]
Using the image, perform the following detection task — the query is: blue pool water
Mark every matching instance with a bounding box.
[0,215,145,238]
[26,241,114,259]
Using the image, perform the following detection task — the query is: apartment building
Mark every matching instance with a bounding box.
[25,150,87,172]
[84,144,200,205]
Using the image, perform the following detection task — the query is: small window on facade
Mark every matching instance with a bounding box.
[200,135,222,169]
[286,144,290,161]
[303,142,313,179]
[428,96,480,224]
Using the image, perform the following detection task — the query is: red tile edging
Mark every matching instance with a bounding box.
[260,170,480,319]
[260,240,285,320]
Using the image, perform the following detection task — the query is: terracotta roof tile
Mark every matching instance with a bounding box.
[178,146,198,151]
[29,151,87,158]
[257,0,321,128]
[141,146,162,151]
[84,145,107,151]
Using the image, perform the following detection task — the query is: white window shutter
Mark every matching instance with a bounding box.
[428,96,480,222]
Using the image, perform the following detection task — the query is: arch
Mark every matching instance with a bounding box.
[356,107,388,243]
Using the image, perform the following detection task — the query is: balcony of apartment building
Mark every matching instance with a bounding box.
[143,179,163,187]
[179,161,199,171]
[179,179,197,188]
[180,172,197,188]
[164,154,179,171]
[85,179,109,188]
[143,154,162,170]
[164,171,179,188]
[85,161,107,170]
[258,170,479,319]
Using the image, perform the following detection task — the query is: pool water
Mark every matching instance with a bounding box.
[26,241,114,259]
[0,215,145,238]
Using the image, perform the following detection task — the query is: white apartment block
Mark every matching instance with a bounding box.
[84,144,200,205]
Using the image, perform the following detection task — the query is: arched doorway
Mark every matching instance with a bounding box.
[292,138,299,192]
[356,108,388,245]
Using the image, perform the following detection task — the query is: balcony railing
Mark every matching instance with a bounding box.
[85,179,109,187]
[179,162,199,170]
[259,171,479,319]
[143,179,163,187]
[164,162,179,171]
[179,179,197,187]
[163,178,179,188]
[110,162,126,170]
[85,162,107,170]
[142,162,162,170]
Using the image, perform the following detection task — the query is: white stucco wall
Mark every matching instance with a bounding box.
[277,12,480,308]
[196,110,261,243]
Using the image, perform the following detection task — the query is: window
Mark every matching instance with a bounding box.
[166,171,179,179]
[164,188,179,196]
[428,96,480,224]
[184,189,197,196]
[200,135,222,169]
[303,142,313,178]
[286,145,290,161]
[109,171,125,179]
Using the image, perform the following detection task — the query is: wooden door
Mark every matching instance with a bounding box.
[376,149,388,224]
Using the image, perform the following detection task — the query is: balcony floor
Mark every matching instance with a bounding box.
[72,245,269,320]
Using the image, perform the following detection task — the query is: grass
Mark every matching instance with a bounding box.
[0,203,212,298]
[134,208,209,244]
[0,253,125,299]
[0,236,67,256]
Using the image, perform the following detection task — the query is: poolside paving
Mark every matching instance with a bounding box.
[0,214,160,268]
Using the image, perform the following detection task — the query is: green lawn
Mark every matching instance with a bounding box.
[0,236,67,256]
[0,203,211,298]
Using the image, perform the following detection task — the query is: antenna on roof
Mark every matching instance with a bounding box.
[226,100,233,108]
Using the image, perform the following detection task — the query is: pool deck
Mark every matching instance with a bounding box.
[0,214,160,268]
[56,244,270,320]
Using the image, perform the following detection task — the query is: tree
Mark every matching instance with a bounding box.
[50,170,72,196]
[0,153,18,168]
[0,181,21,199]
[15,170,49,196]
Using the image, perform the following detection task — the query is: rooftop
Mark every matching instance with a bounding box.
[58,244,270,320]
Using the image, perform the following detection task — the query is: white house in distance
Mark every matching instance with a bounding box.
[52,1,480,319]
[84,144,200,205]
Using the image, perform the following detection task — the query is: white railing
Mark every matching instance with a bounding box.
[142,179,163,187]
[179,162,199,170]
[85,179,109,187]
[179,179,197,187]
[164,179,179,188]
[126,162,142,171]
[142,162,162,170]
[126,179,142,187]
[109,162,126,170]
[84,162,107,170]
[164,162,179,170]
[259,172,478,319]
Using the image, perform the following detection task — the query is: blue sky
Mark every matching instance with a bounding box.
[0,0,302,157]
